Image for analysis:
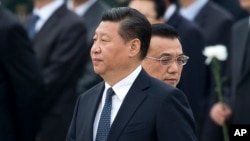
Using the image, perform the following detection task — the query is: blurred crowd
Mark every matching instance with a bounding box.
[0,0,249,141]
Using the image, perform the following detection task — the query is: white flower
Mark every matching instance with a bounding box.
[203,44,228,65]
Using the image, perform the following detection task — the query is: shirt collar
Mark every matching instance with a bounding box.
[164,4,177,21]
[33,0,64,22]
[67,0,97,16]
[179,0,208,21]
[104,65,142,101]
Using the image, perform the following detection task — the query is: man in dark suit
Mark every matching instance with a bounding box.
[142,23,189,88]
[179,1,234,140]
[130,0,206,137]
[179,0,233,47]
[210,0,250,131]
[164,0,207,134]
[129,1,189,88]
[66,7,197,141]
[24,0,88,140]
[0,6,44,141]
[67,0,110,95]
[177,1,234,140]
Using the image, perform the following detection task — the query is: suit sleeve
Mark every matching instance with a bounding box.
[0,21,44,141]
[156,89,198,141]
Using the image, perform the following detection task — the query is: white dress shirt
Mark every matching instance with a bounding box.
[93,65,142,141]
[164,4,177,21]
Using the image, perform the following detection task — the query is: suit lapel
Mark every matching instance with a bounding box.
[77,82,104,141]
[33,5,65,42]
[108,69,150,141]
[167,9,181,28]
[82,83,105,141]
[194,2,210,28]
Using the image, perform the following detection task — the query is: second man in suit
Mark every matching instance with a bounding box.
[25,0,88,140]
[142,23,189,87]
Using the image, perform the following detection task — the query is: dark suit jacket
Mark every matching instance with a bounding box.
[211,0,248,21]
[67,69,197,141]
[76,0,110,95]
[83,1,110,46]
[25,4,88,141]
[229,17,250,124]
[167,9,207,128]
[0,7,44,141]
[195,1,233,47]
[194,1,233,105]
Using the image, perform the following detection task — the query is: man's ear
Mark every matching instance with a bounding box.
[129,39,141,57]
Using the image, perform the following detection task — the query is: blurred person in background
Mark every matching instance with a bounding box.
[178,0,233,47]
[129,0,165,24]
[0,6,44,141]
[23,0,88,140]
[212,0,248,22]
[177,0,234,140]
[210,0,250,140]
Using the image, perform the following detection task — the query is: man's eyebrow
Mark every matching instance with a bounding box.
[178,53,185,56]
[160,53,171,57]
[160,53,185,57]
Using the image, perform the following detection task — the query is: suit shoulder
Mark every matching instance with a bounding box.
[207,1,233,21]
[149,76,183,96]
[147,77,190,109]
[178,15,203,35]
[56,5,86,27]
[93,1,110,10]
[0,8,21,29]
[233,18,249,30]
[84,1,110,20]
[79,81,104,98]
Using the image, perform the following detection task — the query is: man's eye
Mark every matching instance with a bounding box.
[161,57,172,64]
[177,58,184,62]
[161,57,171,61]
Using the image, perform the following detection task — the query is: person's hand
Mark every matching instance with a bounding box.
[210,102,232,126]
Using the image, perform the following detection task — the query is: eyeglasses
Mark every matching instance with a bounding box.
[146,55,189,66]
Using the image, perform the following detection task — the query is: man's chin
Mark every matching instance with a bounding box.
[164,80,177,87]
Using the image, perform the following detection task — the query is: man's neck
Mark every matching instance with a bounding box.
[34,0,53,9]
[71,0,88,9]
[178,0,196,8]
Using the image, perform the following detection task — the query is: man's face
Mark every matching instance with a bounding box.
[240,0,250,12]
[90,21,131,79]
[142,36,183,87]
[129,0,160,24]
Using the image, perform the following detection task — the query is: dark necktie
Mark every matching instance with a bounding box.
[241,29,250,74]
[28,14,40,38]
[96,88,114,141]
